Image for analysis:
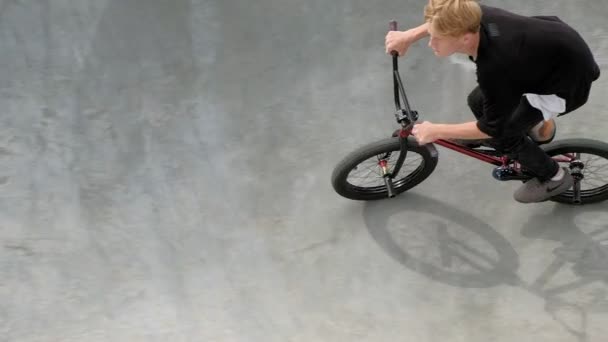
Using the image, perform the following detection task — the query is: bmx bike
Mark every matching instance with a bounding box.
[331,21,608,205]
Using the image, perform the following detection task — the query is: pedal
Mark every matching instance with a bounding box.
[492,166,528,181]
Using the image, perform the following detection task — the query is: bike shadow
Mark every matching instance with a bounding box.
[362,193,608,340]
[362,192,521,288]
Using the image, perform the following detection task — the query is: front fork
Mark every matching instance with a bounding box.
[379,127,412,198]
[379,159,395,198]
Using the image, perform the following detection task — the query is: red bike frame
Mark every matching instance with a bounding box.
[433,139,504,165]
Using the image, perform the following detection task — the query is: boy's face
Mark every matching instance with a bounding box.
[427,24,466,57]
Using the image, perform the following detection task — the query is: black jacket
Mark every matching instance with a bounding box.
[472,5,601,137]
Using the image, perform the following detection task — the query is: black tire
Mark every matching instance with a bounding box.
[542,138,608,205]
[331,137,438,200]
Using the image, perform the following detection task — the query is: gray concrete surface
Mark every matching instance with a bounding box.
[1,0,608,341]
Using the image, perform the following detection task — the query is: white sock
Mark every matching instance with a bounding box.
[551,167,565,181]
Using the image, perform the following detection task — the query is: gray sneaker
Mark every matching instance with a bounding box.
[513,167,574,203]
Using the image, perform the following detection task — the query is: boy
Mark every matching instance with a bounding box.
[385,0,600,203]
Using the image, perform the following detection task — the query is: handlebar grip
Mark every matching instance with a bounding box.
[389,20,398,31]
[389,21,399,57]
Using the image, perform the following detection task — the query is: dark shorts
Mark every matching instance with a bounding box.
[467,78,594,137]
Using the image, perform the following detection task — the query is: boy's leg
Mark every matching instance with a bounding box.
[450,86,492,147]
[470,86,557,144]
[467,86,485,120]
[493,97,572,202]
[466,87,558,179]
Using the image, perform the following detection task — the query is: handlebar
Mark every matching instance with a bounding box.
[388,20,418,126]
[389,20,399,60]
[389,20,397,31]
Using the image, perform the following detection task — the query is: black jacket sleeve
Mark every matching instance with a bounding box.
[530,15,562,22]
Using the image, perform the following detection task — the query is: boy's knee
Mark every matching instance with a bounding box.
[467,87,484,119]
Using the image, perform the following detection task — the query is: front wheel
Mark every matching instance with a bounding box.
[331,137,439,200]
[542,138,608,205]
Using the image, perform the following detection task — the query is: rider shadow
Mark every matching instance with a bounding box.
[519,204,608,341]
[362,192,521,288]
[521,204,608,284]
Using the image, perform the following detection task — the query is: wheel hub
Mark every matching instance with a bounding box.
[569,160,585,181]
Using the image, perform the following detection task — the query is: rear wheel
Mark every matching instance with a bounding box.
[331,137,438,200]
[542,138,608,205]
